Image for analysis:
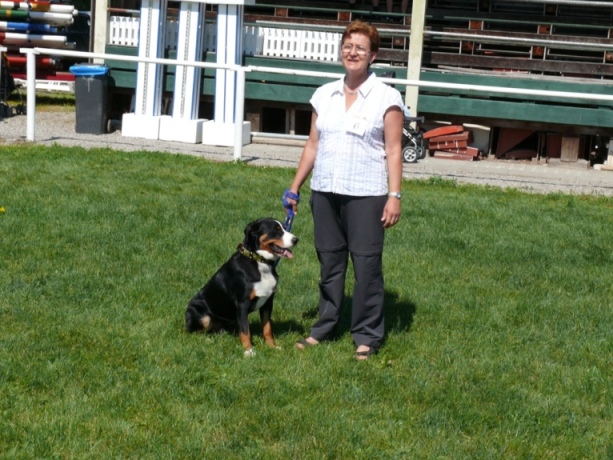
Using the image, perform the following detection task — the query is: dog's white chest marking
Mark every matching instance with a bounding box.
[253,262,276,309]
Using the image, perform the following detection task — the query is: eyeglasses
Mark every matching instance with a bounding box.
[341,44,370,56]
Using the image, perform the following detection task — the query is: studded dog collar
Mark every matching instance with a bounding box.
[237,243,274,265]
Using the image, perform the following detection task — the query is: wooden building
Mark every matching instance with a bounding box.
[92,0,613,161]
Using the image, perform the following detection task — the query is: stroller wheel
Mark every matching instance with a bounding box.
[402,145,418,163]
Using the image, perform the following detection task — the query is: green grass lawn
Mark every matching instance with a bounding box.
[1,145,612,459]
[7,90,76,113]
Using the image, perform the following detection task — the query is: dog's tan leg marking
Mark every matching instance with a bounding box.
[262,322,275,347]
[239,331,253,353]
[260,310,275,347]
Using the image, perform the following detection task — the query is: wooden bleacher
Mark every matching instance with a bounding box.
[104,0,613,142]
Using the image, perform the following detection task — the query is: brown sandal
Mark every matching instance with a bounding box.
[296,338,318,349]
[355,347,377,360]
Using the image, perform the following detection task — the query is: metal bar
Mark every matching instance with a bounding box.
[248,64,613,102]
[252,20,410,37]
[18,48,613,157]
[251,132,308,141]
[107,8,140,15]
[510,0,613,6]
[426,30,613,52]
[30,47,243,71]
[247,64,342,79]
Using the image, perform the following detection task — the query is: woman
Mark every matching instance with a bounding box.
[285,20,404,360]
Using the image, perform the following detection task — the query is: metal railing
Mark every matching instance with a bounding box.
[18,46,613,161]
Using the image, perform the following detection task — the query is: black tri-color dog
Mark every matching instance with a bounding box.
[185,218,298,356]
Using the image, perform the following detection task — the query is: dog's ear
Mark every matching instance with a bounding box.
[243,219,262,249]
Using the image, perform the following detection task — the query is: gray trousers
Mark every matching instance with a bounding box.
[309,191,387,350]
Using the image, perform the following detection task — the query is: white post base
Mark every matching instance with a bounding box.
[606,141,613,166]
[202,121,252,147]
[121,113,162,140]
[159,116,207,143]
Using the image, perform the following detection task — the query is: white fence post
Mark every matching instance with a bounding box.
[19,48,38,141]
[234,67,246,161]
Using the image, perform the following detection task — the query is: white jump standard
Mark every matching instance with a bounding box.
[122,0,254,146]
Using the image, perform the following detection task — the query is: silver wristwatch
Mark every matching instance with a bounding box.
[388,192,402,200]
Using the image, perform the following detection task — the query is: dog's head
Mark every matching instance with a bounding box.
[243,218,298,261]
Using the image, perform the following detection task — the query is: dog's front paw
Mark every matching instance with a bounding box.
[244,348,256,357]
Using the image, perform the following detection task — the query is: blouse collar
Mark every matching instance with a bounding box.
[334,72,377,97]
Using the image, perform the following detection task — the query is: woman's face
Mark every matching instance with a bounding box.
[341,33,376,74]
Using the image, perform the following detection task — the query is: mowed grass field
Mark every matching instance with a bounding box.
[1,144,612,459]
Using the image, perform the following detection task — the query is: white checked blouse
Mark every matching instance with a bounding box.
[309,72,403,197]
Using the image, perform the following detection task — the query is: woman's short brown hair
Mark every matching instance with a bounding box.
[341,20,381,53]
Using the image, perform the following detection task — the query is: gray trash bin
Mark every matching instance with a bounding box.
[69,64,109,134]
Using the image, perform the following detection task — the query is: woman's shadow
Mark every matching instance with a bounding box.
[290,290,416,343]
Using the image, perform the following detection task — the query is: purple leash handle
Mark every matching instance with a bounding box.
[282,189,300,231]
[276,189,299,268]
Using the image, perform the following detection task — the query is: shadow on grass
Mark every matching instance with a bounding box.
[252,318,310,338]
[383,290,416,335]
[286,289,416,342]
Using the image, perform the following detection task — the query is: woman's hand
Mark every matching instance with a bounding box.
[381,197,401,228]
[283,189,301,216]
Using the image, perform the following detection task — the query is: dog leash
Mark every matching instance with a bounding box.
[275,189,299,268]
[282,189,300,232]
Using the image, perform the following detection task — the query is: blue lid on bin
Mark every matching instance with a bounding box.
[69,64,109,76]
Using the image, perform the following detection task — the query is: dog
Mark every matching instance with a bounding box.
[185,218,298,356]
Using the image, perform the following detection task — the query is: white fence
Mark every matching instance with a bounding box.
[258,28,340,61]
[108,17,140,47]
[108,16,342,61]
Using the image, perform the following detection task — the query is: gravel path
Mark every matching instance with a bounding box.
[2,111,613,196]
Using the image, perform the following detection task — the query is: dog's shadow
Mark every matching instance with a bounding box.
[250,318,306,340]
[267,290,416,341]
